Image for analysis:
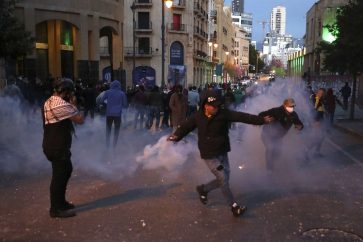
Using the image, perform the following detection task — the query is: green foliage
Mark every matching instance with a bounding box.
[0,0,34,59]
[318,0,363,76]
[272,67,285,77]
[249,44,265,73]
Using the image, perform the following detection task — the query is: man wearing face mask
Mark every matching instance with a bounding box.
[167,90,273,217]
[258,98,304,171]
[42,79,84,218]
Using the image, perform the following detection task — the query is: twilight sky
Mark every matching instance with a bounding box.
[225,0,318,41]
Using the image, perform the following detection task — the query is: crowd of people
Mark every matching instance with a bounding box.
[0,75,353,219]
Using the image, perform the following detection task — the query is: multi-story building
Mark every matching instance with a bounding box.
[233,25,249,76]
[211,2,235,82]
[231,0,244,15]
[193,0,210,86]
[231,12,253,41]
[124,0,210,88]
[262,33,295,68]
[304,0,349,76]
[270,6,286,35]
[14,0,124,85]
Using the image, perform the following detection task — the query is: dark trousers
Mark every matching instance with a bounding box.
[44,149,73,211]
[262,136,282,171]
[343,97,349,110]
[203,154,234,205]
[188,105,197,117]
[84,107,95,119]
[106,116,121,147]
[162,109,170,127]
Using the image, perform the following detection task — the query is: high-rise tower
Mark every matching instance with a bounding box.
[232,0,244,15]
[270,6,286,35]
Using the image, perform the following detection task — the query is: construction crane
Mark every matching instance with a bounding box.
[257,19,269,38]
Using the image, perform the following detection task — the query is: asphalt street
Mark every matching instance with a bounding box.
[1,125,363,242]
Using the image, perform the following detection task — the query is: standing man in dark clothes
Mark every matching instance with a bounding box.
[167,90,273,217]
[42,79,84,218]
[161,86,173,128]
[258,98,304,171]
[339,82,351,110]
[146,85,163,129]
[133,85,148,129]
[82,83,97,119]
[99,80,128,147]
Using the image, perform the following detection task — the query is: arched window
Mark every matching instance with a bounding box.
[170,41,184,65]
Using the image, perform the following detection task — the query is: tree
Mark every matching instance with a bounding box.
[249,44,264,74]
[318,0,363,120]
[0,0,34,79]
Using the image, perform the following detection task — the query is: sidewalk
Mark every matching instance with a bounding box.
[333,104,363,139]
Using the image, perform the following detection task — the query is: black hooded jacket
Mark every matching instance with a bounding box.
[174,108,265,159]
[258,105,303,139]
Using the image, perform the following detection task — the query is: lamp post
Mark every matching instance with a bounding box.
[131,2,136,83]
[224,51,229,83]
[161,0,173,87]
[208,42,218,82]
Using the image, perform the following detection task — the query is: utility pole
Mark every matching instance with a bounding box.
[131,2,136,85]
[161,0,165,87]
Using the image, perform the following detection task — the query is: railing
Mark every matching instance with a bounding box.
[210,10,217,18]
[194,50,208,61]
[194,27,208,39]
[124,47,153,57]
[135,0,152,4]
[135,21,152,31]
[172,0,185,8]
[168,23,187,32]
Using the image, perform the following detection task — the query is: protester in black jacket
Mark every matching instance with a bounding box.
[258,98,303,170]
[168,90,273,217]
[43,79,84,218]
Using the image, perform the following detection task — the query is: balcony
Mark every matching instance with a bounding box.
[210,10,217,19]
[167,23,187,34]
[172,0,186,9]
[135,21,152,33]
[134,0,152,8]
[194,2,203,17]
[194,27,208,40]
[212,56,220,63]
[200,8,207,20]
[124,47,153,58]
[194,50,208,61]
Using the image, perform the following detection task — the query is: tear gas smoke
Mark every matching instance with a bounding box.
[0,78,342,194]
[136,134,197,171]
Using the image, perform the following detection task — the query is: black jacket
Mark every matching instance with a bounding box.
[174,108,265,159]
[258,106,303,139]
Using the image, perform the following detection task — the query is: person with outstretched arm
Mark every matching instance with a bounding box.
[167,90,273,217]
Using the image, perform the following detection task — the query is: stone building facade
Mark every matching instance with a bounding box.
[15,0,124,85]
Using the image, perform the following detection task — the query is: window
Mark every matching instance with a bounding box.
[61,22,73,46]
[138,37,150,54]
[138,12,150,29]
[173,14,182,30]
[36,22,48,43]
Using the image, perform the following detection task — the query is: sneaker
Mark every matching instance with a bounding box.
[231,203,247,217]
[49,209,76,218]
[196,185,208,205]
[63,201,75,210]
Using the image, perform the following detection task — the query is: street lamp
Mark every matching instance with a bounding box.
[208,41,218,82]
[161,0,172,87]
[131,2,136,83]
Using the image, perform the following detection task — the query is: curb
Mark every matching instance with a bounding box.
[333,123,363,140]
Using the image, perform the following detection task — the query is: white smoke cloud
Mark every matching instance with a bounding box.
[0,78,340,195]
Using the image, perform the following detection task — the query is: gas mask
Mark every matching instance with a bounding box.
[285,106,294,113]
